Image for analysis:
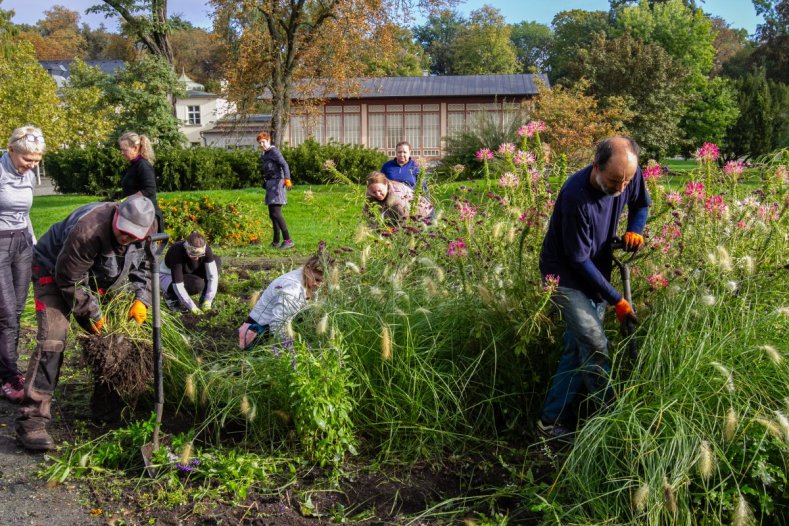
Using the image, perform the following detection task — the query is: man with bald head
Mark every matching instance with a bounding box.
[537,136,650,442]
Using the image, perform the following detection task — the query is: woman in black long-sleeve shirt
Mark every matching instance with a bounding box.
[118,131,164,232]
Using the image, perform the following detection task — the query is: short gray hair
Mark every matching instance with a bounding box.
[8,125,46,154]
[594,136,639,171]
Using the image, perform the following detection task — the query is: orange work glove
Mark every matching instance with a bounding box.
[622,232,644,252]
[284,179,293,189]
[89,316,106,334]
[614,298,637,325]
[128,299,148,325]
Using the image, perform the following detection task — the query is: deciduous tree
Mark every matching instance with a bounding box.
[510,20,553,73]
[449,5,518,75]
[752,0,789,83]
[212,0,455,145]
[547,9,612,84]
[412,9,465,75]
[60,59,116,147]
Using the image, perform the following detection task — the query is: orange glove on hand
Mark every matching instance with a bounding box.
[614,298,637,324]
[89,316,106,334]
[128,299,148,325]
[284,179,293,189]
[622,232,644,252]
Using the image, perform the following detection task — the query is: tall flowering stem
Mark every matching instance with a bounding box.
[475,148,494,190]
[694,142,720,191]
[410,159,427,218]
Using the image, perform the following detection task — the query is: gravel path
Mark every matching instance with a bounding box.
[0,398,98,526]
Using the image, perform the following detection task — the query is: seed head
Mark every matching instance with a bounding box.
[240,395,256,421]
[370,286,383,297]
[273,410,291,424]
[662,478,677,515]
[329,266,340,290]
[716,245,732,272]
[354,224,370,243]
[248,290,262,307]
[724,407,737,441]
[79,453,90,468]
[701,294,717,306]
[317,314,329,335]
[361,245,371,267]
[760,344,782,364]
[284,319,295,340]
[506,227,516,243]
[415,307,431,314]
[733,493,753,526]
[200,386,208,405]
[755,417,782,440]
[381,324,391,361]
[492,222,504,239]
[179,442,193,466]
[423,277,439,297]
[185,373,196,403]
[711,361,735,392]
[697,440,715,479]
[345,261,361,274]
[632,483,649,512]
[776,306,789,317]
[774,411,789,442]
[741,255,755,274]
[478,285,494,304]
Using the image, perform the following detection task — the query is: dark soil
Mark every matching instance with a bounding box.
[80,332,153,397]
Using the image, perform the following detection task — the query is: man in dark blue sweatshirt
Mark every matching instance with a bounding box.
[537,136,650,442]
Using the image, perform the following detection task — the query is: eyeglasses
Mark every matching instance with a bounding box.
[14,133,45,145]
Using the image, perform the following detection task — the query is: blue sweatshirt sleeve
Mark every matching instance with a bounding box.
[570,259,622,305]
[626,206,648,234]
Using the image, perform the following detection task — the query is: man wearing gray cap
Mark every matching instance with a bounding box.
[16,195,155,451]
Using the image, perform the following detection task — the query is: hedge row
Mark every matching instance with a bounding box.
[45,139,388,195]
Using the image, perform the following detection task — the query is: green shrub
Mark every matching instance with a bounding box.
[281,138,387,184]
[159,194,266,247]
[45,142,382,193]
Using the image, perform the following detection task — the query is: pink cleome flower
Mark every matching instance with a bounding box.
[513,150,535,166]
[447,238,468,257]
[642,160,663,181]
[684,181,706,201]
[694,142,720,162]
[703,195,728,218]
[722,160,744,177]
[543,274,560,293]
[456,202,477,221]
[517,120,547,138]
[475,148,494,161]
[497,143,516,155]
[647,273,668,289]
[665,191,683,207]
[498,172,520,188]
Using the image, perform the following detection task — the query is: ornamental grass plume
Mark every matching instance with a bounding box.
[345,261,361,274]
[775,411,789,442]
[477,285,494,305]
[663,477,677,515]
[697,440,715,480]
[240,395,256,421]
[724,407,738,441]
[492,221,504,239]
[760,344,782,364]
[185,373,196,403]
[178,442,193,467]
[355,224,370,243]
[711,361,735,392]
[741,255,755,274]
[317,314,329,335]
[381,324,391,361]
[755,417,782,440]
[701,294,717,306]
[716,245,733,272]
[632,483,649,512]
[733,493,753,526]
[423,277,439,297]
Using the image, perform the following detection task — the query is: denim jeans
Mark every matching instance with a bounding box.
[540,286,613,426]
[0,232,32,382]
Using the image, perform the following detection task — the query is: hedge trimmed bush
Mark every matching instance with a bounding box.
[45,140,387,194]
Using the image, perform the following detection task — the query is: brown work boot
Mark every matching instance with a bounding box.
[16,427,55,451]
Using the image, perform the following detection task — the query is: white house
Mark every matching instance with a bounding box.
[175,72,235,146]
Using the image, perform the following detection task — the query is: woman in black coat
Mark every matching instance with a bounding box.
[257,131,294,249]
[118,131,164,232]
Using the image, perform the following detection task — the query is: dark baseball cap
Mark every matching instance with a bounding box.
[114,195,155,240]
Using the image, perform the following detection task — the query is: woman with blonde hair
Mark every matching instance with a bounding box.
[160,231,221,314]
[364,171,433,227]
[118,131,164,231]
[257,131,294,249]
[0,125,45,402]
[238,254,329,350]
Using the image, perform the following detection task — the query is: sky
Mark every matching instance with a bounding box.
[1,0,765,36]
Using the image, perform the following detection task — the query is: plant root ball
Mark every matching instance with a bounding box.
[80,333,153,397]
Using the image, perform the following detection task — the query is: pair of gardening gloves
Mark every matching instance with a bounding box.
[189,299,213,316]
[88,299,149,334]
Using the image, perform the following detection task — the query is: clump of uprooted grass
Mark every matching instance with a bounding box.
[78,293,153,397]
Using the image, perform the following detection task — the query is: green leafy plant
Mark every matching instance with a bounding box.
[159,194,265,246]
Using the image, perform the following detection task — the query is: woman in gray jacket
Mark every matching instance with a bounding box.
[0,125,44,403]
[257,131,294,250]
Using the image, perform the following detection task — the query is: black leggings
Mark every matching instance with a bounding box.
[268,204,290,243]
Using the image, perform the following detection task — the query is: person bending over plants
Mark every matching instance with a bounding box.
[16,195,156,451]
[238,254,331,351]
[160,230,220,315]
[363,171,433,229]
[537,136,650,443]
